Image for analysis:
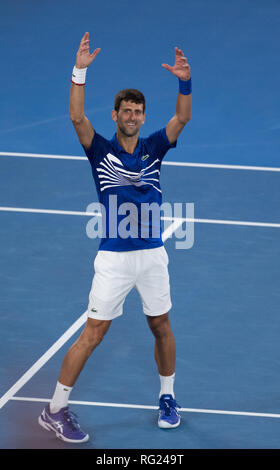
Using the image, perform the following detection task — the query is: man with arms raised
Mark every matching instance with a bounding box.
[39,32,192,443]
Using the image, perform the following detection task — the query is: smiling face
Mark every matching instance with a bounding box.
[112,100,145,138]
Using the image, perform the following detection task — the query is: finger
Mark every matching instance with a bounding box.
[162,63,173,72]
[79,43,90,52]
[90,47,101,59]
[79,47,90,55]
[79,40,90,49]
[81,32,89,42]
[175,47,183,55]
[80,40,90,49]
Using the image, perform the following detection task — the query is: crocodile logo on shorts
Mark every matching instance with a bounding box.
[91,308,98,313]
[141,154,149,161]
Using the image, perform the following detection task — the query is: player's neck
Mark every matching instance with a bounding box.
[116,130,139,155]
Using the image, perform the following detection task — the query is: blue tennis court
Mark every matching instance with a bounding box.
[1,0,280,450]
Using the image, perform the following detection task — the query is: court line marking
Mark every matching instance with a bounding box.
[0,194,278,411]
[0,151,280,172]
[0,206,279,228]
[0,312,88,410]
[0,222,180,410]
[10,396,280,419]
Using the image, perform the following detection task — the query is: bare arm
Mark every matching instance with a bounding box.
[69,32,101,149]
[162,47,192,144]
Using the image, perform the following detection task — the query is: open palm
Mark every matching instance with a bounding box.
[162,47,191,81]
[76,32,101,69]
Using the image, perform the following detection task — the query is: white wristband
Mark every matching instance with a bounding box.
[71,65,87,85]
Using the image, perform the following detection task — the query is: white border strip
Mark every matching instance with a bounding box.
[0,151,86,161]
[0,151,280,172]
[163,161,280,172]
[0,206,279,228]
[162,218,184,241]
[10,396,280,419]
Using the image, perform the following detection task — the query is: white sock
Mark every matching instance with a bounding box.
[159,373,175,398]
[49,381,73,413]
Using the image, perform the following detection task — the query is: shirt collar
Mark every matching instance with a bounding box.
[111,133,141,156]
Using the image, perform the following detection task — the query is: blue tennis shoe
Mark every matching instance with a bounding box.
[38,404,89,443]
[158,394,181,428]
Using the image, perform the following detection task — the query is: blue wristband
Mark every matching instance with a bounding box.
[179,77,192,95]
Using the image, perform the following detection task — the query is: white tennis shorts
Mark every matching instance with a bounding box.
[87,246,172,320]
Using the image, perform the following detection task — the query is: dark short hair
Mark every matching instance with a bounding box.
[114,89,146,113]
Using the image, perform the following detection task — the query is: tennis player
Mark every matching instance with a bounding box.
[39,32,192,443]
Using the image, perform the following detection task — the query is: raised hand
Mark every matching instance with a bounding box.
[162,47,191,81]
[76,32,101,69]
